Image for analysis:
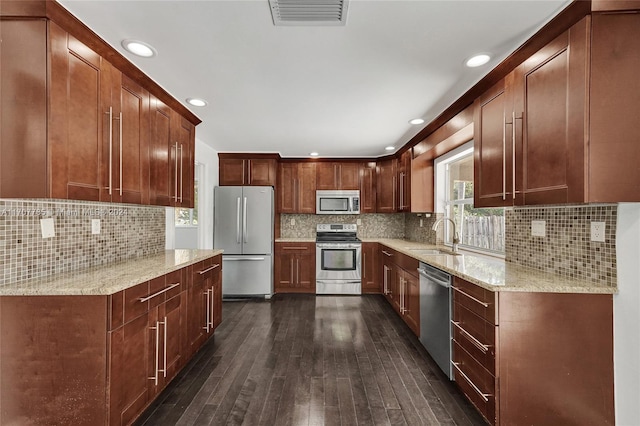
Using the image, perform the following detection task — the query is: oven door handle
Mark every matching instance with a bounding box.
[316,280,362,284]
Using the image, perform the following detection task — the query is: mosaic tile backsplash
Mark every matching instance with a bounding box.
[280,213,405,239]
[0,199,165,285]
[404,213,444,245]
[505,205,617,286]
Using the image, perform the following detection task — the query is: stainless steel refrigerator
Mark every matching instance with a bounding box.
[213,186,274,299]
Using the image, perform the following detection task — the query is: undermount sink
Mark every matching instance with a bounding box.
[407,248,460,256]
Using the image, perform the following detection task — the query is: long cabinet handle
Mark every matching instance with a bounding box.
[248,159,251,184]
[198,264,220,275]
[224,257,266,261]
[157,317,168,378]
[363,253,366,279]
[513,112,522,200]
[148,321,160,385]
[138,283,181,303]
[452,286,490,308]
[174,142,179,202]
[502,112,507,201]
[281,246,308,250]
[296,258,300,284]
[451,361,491,402]
[210,286,215,329]
[392,176,397,210]
[290,258,295,284]
[106,107,113,195]
[382,250,393,257]
[179,144,184,203]
[203,288,211,332]
[119,112,123,196]
[451,321,491,354]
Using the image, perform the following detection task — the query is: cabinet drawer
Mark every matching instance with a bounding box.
[124,281,150,323]
[275,242,315,254]
[380,246,397,260]
[452,323,496,375]
[452,277,497,324]
[164,269,183,300]
[453,302,495,349]
[396,252,419,276]
[453,341,497,425]
[191,258,220,283]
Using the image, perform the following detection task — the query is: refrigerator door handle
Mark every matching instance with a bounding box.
[236,197,241,244]
[243,197,248,243]
[224,257,266,261]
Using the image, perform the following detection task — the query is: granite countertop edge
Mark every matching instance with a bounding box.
[276,237,616,294]
[0,249,224,296]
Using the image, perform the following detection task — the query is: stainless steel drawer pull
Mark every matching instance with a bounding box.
[281,246,308,250]
[451,321,491,353]
[451,361,491,403]
[138,283,181,302]
[452,286,490,308]
[382,250,393,257]
[198,264,220,275]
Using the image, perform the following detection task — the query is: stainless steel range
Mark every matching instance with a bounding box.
[316,224,362,295]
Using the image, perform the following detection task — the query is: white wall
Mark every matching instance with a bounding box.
[614,203,640,425]
[195,139,218,249]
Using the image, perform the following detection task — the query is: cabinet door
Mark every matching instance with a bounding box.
[315,162,337,190]
[149,97,173,206]
[49,23,108,201]
[114,74,150,205]
[160,294,183,390]
[392,269,402,313]
[403,272,420,336]
[187,276,207,355]
[274,251,296,290]
[297,162,317,213]
[338,162,361,190]
[362,242,380,294]
[515,18,588,205]
[219,158,246,185]
[473,77,515,208]
[212,266,223,329]
[359,162,377,213]
[376,159,397,212]
[398,151,411,211]
[174,114,195,208]
[247,159,277,186]
[278,162,297,213]
[108,313,150,426]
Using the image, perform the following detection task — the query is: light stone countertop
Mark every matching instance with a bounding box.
[0,249,223,296]
[275,238,316,243]
[279,237,616,294]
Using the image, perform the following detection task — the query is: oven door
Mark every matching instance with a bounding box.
[316,243,362,281]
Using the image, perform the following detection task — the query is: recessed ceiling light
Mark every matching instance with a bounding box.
[186,98,208,107]
[409,118,424,125]
[385,146,395,151]
[465,54,491,68]
[121,39,157,58]
[310,152,319,157]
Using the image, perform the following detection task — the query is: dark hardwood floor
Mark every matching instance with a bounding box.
[135,294,486,426]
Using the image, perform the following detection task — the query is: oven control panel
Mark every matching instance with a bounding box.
[316,224,357,232]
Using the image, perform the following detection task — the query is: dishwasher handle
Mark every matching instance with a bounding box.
[417,267,451,288]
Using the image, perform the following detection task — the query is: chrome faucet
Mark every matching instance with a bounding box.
[432,217,460,253]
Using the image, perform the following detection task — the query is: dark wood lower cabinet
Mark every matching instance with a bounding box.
[0,254,222,426]
[379,245,420,336]
[361,242,380,293]
[274,242,316,293]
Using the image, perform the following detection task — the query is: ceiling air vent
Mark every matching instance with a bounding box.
[269,0,349,26]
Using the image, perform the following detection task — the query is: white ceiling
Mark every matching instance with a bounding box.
[59,0,570,158]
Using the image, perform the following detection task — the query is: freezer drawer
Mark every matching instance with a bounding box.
[222,255,273,298]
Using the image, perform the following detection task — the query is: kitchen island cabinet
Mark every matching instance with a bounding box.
[0,250,221,426]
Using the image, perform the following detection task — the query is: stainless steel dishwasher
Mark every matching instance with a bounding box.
[418,262,453,380]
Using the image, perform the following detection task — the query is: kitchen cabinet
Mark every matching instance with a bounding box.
[218,155,278,186]
[0,254,221,426]
[277,162,317,213]
[361,242,380,293]
[359,162,377,213]
[411,153,434,212]
[451,276,614,426]
[475,13,640,207]
[379,245,419,336]
[376,159,397,213]
[316,161,360,190]
[0,13,198,207]
[274,242,316,293]
[397,150,411,212]
[186,256,222,357]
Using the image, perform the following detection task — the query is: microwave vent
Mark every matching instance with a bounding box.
[268,0,349,26]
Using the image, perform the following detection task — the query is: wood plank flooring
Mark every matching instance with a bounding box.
[135,294,486,426]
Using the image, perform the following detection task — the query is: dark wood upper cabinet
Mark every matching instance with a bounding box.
[218,155,277,186]
[316,162,360,190]
[149,97,173,206]
[398,150,412,212]
[410,154,434,213]
[359,162,377,213]
[277,162,317,213]
[376,159,397,213]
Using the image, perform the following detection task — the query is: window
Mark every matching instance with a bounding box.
[175,164,200,227]
[435,142,504,254]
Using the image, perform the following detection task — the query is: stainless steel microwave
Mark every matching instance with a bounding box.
[316,190,360,215]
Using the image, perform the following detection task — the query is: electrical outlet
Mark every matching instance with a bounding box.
[356,219,362,226]
[531,220,546,237]
[290,218,295,226]
[420,219,424,227]
[591,222,606,242]
[91,219,101,235]
[40,218,55,239]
